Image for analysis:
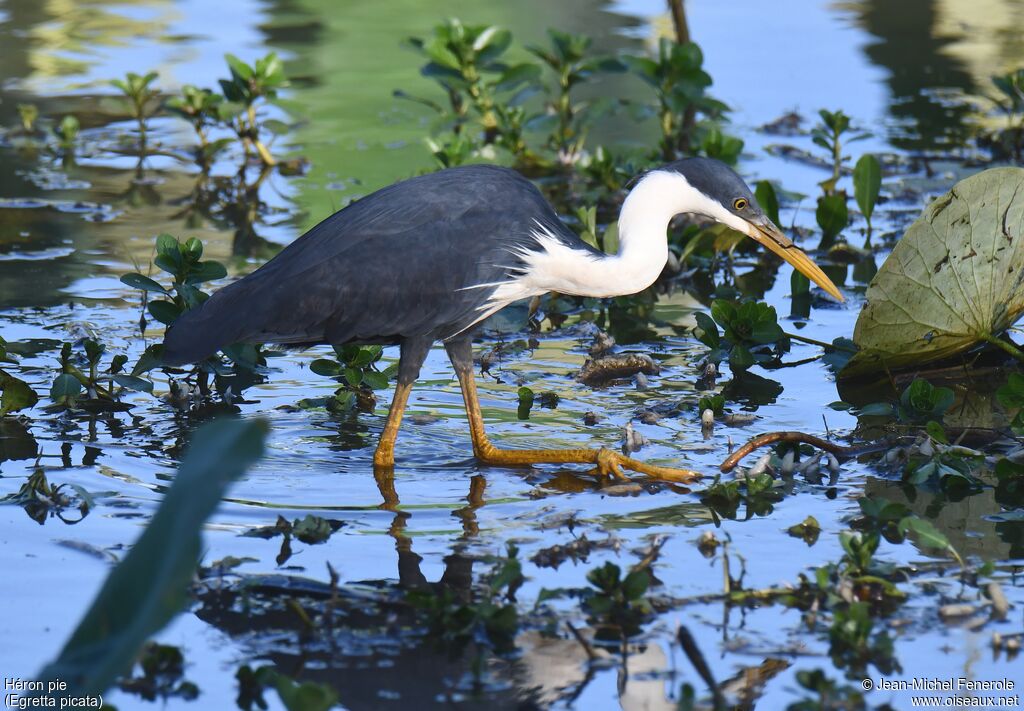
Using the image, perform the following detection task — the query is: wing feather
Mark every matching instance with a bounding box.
[162,165,579,364]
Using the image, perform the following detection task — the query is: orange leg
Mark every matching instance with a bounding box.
[371,338,432,468]
[373,380,413,467]
[447,341,699,484]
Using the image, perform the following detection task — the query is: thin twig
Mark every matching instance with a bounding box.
[566,621,598,662]
[666,0,691,44]
[720,431,870,472]
[630,535,666,576]
[784,330,856,351]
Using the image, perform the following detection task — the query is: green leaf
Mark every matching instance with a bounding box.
[858,496,910,524]
[693,312,720,348]
[309,359,342,377]
[898,516,962,566]
[132,345,165,376]
[119,273,168,294]
[50,374,82,407]
[36,418,267,698]
[327,390,356,413]
[997,372,1024,408]
[844,168,1024,377]
[729,344,754,372]
[698,394,725,416]
[291,515,335,544]
[791,269,810,297]
[925,420,949,444]
[225,53,255,81]
[621,569,649,601]
[350,346,382,368]
[343,367,362,387]
[754,180,780,227]
[112,374,153,393]
[858,402,895,418]
[0,373,38,415]
[517,385,534,419]
[274,676,338,711]
[183,237,203,260]
[816,194,848,241]
[361,370,390,390]
[853,154,881,222]
[493,63,541,92]
[155,233,180,258]
[749,318,784,344]
[184,261,227,285]
[147,300,181,326]
[787,515,821,545]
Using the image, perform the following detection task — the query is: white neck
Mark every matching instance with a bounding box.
[475,170,747,322]
[527,170,739,298]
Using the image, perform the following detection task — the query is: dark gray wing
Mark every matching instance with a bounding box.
[162,165,586,364]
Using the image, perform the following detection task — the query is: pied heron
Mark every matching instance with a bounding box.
[163,158,842,481]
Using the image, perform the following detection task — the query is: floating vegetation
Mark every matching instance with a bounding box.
[844,168,1024,377]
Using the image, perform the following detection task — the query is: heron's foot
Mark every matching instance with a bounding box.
[594,448,700,484]
[473,441,699,484]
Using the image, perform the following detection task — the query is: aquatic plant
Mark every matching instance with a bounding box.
[811,108,866,194]
[989,68,1024,161]
[403,19,541,166]
[117,643,199,702]
[54,115,80,153]
[306,344,398,413]
[36,418,267,699]
[623,38,728,160]
[853,153,881,237]
[693,300,788,373]
[120,234,266,400]
[841,167,1024,377]
[527,29,621,162]
[424,130,478,168]
[165,85,231,165]
[218,53,288,166]
[827,600,898,677]
[699,124,743,164]
[581,561,653,641]
[419,21,537,132]
[16,103,38,134]
[121,234,227,329]
[236,665,338,711]
[48,340,152,412]
[243,514,344,565]
[815,193,848,247]
[1,468,90,525]
[0,338,38,416]
[997,373,1024,434]
[408,543,523,657]
[787,669,868,711]
[110,71,160,146]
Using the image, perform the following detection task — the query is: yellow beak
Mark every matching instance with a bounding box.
[743,218,844,302]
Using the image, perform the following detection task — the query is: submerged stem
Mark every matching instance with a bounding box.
[982,333,1024,363]
[784,330,856,352]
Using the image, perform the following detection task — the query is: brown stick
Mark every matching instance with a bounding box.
[719,431,856,473]
[667,0,690,44]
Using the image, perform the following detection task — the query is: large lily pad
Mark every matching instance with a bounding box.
[843,167,1024,377]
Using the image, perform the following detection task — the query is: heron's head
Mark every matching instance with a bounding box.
[653,157,843,301]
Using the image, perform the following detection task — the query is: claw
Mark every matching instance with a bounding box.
[615,452,701,484]
[595,448,629,480]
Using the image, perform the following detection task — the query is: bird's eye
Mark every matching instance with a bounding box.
[733,198,748,211]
